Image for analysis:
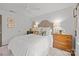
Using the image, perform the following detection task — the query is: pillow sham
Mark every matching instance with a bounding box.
[38,27,52,36]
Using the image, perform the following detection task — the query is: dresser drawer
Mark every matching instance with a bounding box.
[53,34,72,52]
[54,43,71,49]
[53,41,72,52]
[54,43,72,52]
[54,40,72,45]
[54,35,72,39]
[54,35,72,42]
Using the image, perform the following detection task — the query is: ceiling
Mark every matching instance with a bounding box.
[0,3,76,17]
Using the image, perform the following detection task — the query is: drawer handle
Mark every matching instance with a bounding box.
[66,37,70,38]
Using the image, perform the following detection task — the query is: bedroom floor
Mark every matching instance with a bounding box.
[48,47,71,56]
[0,46,71,56]
[0,46,11,56]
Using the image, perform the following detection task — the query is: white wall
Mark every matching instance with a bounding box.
[32,6,74,36]
[1,10,32,45]
[2,5,74,45]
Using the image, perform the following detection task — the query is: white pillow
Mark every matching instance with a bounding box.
[38,27,52,36]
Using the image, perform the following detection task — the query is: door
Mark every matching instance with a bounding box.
[76,6,79,55]
[0,15,2,47]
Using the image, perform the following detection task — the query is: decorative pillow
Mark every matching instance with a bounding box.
[38,27,52,36]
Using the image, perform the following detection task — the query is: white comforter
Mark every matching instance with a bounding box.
[8,34,52,56]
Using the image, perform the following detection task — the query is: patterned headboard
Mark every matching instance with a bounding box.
[38,20,53,28]
[37,20,53,36]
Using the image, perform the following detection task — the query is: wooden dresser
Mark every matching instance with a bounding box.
[53,34,72,52]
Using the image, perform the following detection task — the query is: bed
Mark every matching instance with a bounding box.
[8,20,71,56]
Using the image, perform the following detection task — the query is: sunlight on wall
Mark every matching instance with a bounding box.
[52,19,65,34]
[7,16,16,29]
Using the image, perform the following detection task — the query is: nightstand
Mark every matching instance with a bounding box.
[53,34,73,52]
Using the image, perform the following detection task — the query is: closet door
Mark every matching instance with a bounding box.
[0,15,2,47]
[76,7,79,55]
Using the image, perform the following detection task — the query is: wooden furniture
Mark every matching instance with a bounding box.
[53,34,72,52]
[71,49,75,56]
[0,15,2,47]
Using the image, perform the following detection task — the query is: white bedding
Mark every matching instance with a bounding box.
[8,34,70,56]
[8,34,53,56]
